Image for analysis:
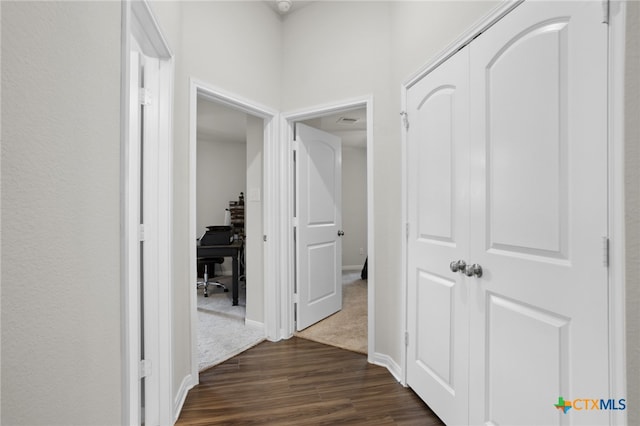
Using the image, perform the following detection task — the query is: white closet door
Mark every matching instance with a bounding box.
[406,47,470,426]
[468,2,608,425]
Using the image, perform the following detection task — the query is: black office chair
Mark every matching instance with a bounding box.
[197,257,227,297]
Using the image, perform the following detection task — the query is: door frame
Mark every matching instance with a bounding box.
[400,2,628,425]
[121,0,174,424]
[280,96,375,358]
[187,79,278,383]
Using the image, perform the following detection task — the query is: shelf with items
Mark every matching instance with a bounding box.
[229,192,245,240]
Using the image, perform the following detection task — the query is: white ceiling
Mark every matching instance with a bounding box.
[301,108,367,149]
[197,96,367,149]
[263,0,316,16]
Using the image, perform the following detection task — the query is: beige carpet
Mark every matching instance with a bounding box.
[295,272,367,354]
[197,276,265,371]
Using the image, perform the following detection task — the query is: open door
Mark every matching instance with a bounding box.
[295,123,343,331]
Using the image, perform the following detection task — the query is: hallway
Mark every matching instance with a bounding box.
[177,337,443,425]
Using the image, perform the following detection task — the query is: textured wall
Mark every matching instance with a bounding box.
[1,2,122,424]
[196,138,247,238]
[245,115,265,324]
[342,147,368,269]
[196,136,247,273]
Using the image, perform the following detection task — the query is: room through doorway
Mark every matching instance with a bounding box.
[291,106,371,355]
[191,91,267,372]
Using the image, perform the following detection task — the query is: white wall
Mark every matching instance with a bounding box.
[245,115,264,324]
[1,2,122,424]
[196,137,247,274]
[342,147,368,270]
[197,138,246,238]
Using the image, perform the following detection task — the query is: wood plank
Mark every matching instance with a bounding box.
[176,338,444,425]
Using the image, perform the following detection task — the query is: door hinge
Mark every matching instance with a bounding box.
[294,293,300,304]
[263,234,267,242]
[139,359,152,379]
[400,111,409,131]
[138,224,145,242]
[139,88,152,106]
[405,332,409,347]
[602,237,610,267]
[602,0,609,24]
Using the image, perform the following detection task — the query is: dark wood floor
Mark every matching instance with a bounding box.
[176,337,444,425]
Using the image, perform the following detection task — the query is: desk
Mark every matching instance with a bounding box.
[197,240,244,306]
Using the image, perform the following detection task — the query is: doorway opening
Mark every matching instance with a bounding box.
[194,95,265,371]
[282,98,374,357]
[188,79,278,382]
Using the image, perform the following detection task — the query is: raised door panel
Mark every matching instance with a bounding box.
[486,21,568,258]
[485,294,570,426]
[417,87,455,243]
[415,271,455,391]
[307,142,338,226]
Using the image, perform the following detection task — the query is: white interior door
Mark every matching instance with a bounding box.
[296,123,343,331]
[468,2,608,424]
[406,47,471,426]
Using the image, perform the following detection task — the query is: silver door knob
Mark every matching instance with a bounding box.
[464,263,483,278]
[449,260,466,273]
[337,230,345,236]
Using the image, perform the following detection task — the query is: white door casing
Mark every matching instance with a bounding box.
[405,46,471,426]
[405,2,610,425]
[122,1,174,424]
[296,123,343,331]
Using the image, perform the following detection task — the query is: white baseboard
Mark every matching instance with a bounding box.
[342,265,363,272]
[244,318,265,331]
[173,373,198,423]
[370,352,403,384]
